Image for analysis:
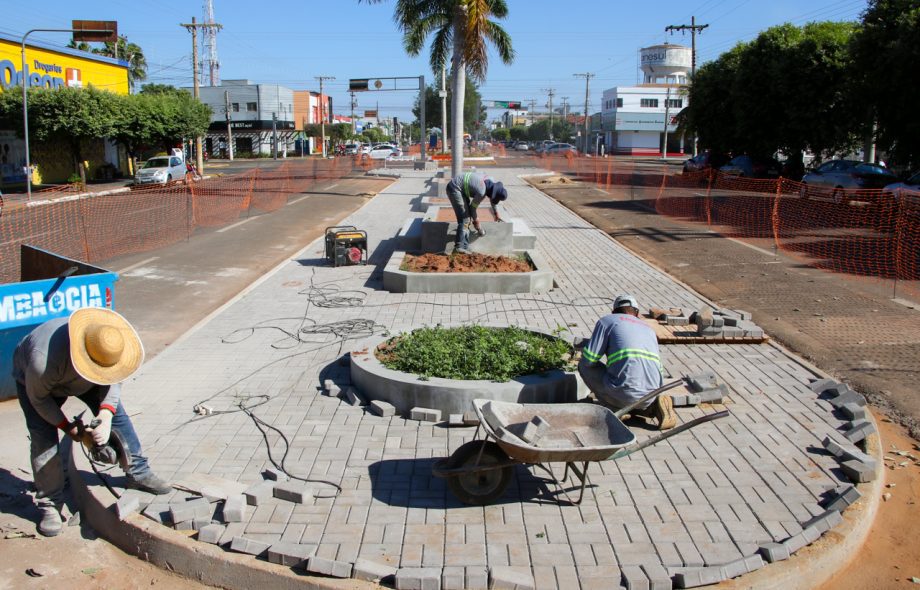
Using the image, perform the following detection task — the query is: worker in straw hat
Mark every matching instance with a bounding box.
[12,307,172,537]
[578,294,676,430]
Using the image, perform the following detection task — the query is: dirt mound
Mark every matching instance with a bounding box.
[402,252,533,273]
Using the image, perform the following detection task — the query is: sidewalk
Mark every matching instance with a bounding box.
[78,168,875,589]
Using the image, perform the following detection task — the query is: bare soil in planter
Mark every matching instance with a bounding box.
[401,252,533,273]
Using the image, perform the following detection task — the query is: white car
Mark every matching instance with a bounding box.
[135,155,186,185]
[368,144,399,159]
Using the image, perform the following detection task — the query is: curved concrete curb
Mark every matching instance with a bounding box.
[69,448,374,590]
[351,327,583,416]
[720,429,883,590]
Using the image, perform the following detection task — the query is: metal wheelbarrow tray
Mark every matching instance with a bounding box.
[432,379,729,505]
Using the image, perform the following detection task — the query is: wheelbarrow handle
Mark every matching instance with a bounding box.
[613,379,685,419]
[608,410,730,461]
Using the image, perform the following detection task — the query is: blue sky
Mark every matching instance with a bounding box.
[6,0,867,122]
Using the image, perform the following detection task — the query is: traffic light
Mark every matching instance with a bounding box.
[349,78,369,91]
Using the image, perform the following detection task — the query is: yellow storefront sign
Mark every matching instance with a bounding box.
[0,34,128,95]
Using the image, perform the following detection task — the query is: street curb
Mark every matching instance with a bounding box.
[69,447,374,590]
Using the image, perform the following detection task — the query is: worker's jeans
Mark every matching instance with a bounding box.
[16,382,152,508]
[446,182,471,251]
[578,363,652,410]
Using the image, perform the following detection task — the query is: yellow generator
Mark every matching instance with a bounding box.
[324,226,368,267]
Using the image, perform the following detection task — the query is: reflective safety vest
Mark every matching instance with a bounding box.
[583,313,663,395]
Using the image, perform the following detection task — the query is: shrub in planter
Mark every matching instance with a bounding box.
[375,325,572,381]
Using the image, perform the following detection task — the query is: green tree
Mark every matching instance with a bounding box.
[850,0,920,168]
[527,119,574,142]
[330,123,353,143]
[684,22,858,176]
[508,125,528,141]
[413,79,486,133]
[361,0,514,176]
[360,127,388,144]
[491,127,510,141]
[108,91,209,161]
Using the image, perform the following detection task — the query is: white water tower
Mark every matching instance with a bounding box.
[640,43,692,84]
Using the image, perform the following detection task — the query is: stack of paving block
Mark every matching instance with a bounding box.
[691,307,763,339]
[808,378,879,485]
[670,371,730,407]
[649,306,691,326]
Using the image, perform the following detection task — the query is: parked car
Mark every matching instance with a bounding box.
[343,143,360,155]
[682,151,729,175]
[368,144,399,159]
[135,155,186,185]
[545,143,577,156]
[799,160,898,203]
[881,171,920,214]
[719,155,782,179]
[513,141,530,151]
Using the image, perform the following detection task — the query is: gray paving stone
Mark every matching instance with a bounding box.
[115,495,140,520]
[757,542,789,563]
[808,378,837,393]
[230,536,271,556]
[641,564,672,590]
[448,413,464,426]
[370,400,396,417]
[142,503,172,525]
[489,566,536,590]
[262,467,287,481]
[243,481,274,506]
[520,416,551,445]
[410,407,442,422]
[824,486,861,511]
[197,524,225,544]
[273,482,313,503]
[395,567,441,589]
[841,460,876,483]
[621,566,649,590]
[306,555,353,578]
[441,566,466,590]
[345,387,367,406]
[839,403,867,421]
[352,558,397,583]
[829,390,866,408]
[169,498,212,523]
[223,494,247,523]
[673,567,726,588]
[843,420,875,443]
[267,542,315,567]
[802,510,844,534]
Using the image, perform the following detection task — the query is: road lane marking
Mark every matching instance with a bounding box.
[290,196,310,205]
[116,256,159,274]
[325,183,339,190]
[216,217,257,233]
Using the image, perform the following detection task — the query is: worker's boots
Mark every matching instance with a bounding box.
[125,472,173,495]
[635,395,677,430]
[38,505,64,537]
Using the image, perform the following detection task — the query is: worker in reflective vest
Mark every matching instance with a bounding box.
[445,172,508,254]
[578,294,676,430]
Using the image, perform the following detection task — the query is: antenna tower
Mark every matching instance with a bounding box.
[203,0,220,86]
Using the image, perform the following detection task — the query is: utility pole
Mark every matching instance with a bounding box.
[224,90,234,161]
[574,73,594,153]
[561,97,569,126]
[528,99,536,127]
[542,88,555,139]
[666,16,708,156]
[272,112,278,160]
[181,16,222,174]
[350,90,357,135]
[441,66,448,153]
[661,86,671,159]
[315,76,335,157]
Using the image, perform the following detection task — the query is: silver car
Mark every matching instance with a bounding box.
[135,155,186,185]
[799,159,897,203]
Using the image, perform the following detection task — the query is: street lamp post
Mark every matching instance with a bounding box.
[21,27,113,201]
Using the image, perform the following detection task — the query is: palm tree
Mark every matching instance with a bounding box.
[68,36,148,93]
[361,0,513,176]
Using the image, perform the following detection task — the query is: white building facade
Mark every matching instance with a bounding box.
[600,44,691,156]
[195,80,296,157]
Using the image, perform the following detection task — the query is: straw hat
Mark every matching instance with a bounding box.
[69,308,144,385]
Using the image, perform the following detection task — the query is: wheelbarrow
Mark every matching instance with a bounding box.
[432,379,729,505]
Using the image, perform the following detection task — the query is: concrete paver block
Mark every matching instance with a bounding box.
[685,371,718,392]
[841,459,876,483]
[244,481,274,506]
[829,390,866,408]
[352,558,397,583]
[267,542,315,567]
[410,407,442,422]
[824,486,861,511]
[262,467,287,481]
[197,524,225,544]
[808,378,837,393]
[169,498,212,524]
[306,556,353,578]
[441,566,465,590]
[696,384,728,403]
[463,412,480,426]
[223,494,247,523]
[843,420,875,443]
[621,565,649,590]
[115,495,140,520]
[673,566,726,588]
[142,503,171,525]
[520,416,551,445]
[671,394,700,407]
[757,543,790,563]
[822,436,858,459]
[395,567,441,589]
[802,510,844,534]
[345,387,366,406]
[722,555,764,579]
[489,566,535,590]
[230,536,271,556]
[448,413,464,426]
[641,564,672,590]
[840,402,866,421]
[327,384,341,398]
[273,482,313,504]
[370,400,396,417]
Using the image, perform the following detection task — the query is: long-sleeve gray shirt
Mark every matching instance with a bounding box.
[12,317,120,428]
[447,172,499,221]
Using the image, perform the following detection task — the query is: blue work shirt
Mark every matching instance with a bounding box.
[581,313,663,398]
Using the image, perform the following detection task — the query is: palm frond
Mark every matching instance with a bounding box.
[429,26,453,73]
[484,21,514,65]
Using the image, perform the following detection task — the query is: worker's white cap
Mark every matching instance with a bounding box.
[614,294,639,310]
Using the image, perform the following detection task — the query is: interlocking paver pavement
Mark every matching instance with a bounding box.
[124,168,855,589]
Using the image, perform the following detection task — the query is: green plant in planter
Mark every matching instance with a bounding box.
[376,325,572,381]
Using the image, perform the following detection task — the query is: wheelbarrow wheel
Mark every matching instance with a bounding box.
[446,441,513,505]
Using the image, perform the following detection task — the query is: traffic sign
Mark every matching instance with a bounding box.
[349,79,369,91]
[494,101,522,109]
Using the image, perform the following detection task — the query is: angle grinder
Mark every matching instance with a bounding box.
[74,413,132,470]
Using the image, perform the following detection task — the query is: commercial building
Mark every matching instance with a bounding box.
[196,80,332,157]
[600,43,690,156]
[0,32,129,185]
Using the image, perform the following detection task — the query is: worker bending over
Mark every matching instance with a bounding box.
[445,171,508,254]
[579,294,676,430]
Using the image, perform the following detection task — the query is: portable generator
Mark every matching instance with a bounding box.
[324,226,368,267]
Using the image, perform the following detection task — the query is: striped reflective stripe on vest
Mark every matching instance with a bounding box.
[462,172,473,198]
[582,348,602,363]
[604,348,661,366]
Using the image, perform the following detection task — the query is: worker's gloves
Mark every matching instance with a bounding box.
[90,409,114,446]
[63,422,82,443]
[473,222,486,237]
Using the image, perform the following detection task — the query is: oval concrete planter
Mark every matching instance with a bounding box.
[350,326,583,417]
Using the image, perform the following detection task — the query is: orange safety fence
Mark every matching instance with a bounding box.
[0,157,368,284]
[537,154,920,299]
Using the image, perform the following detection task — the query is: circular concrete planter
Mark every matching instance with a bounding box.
[350,326,583,417]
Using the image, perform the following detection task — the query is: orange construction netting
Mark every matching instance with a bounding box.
[537,154,920,299]
[0,157,368,283]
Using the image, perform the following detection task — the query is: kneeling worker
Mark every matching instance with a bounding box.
[578,294,676,430]
[445,171,508,254]
[13,307,172,537]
